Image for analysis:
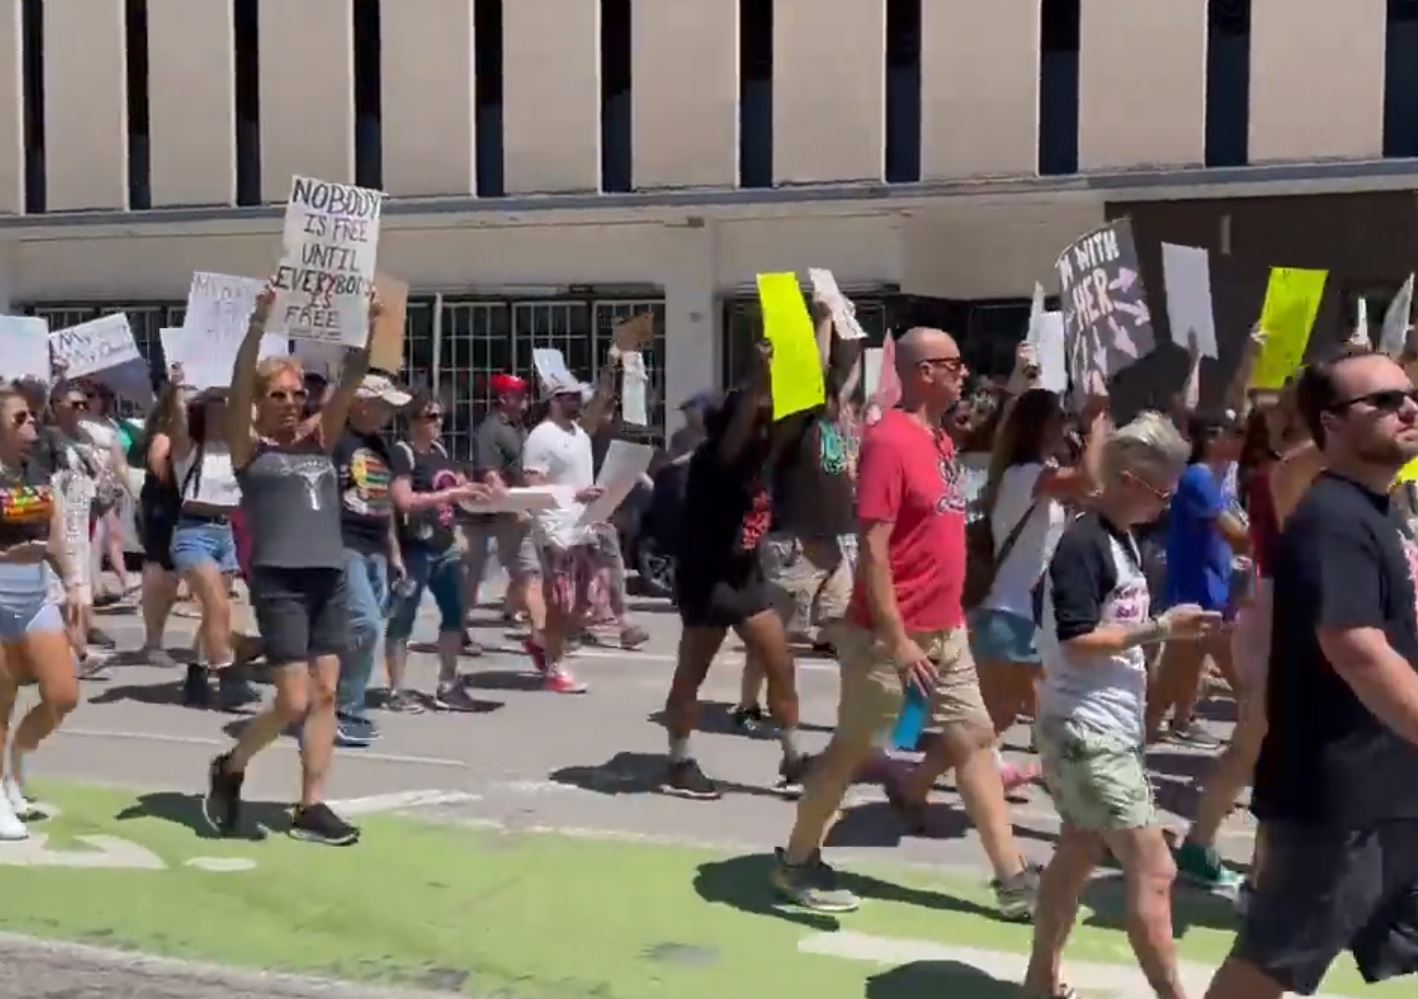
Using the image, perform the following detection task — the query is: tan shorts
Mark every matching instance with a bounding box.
[463,516,540,582]
[834,623,992,750]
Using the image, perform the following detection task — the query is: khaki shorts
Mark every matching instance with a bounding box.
[1036,717,1155,831]
[834,623,992,750]
[463,516,540,582]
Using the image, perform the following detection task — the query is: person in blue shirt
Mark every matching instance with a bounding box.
[1149,412,1251,753]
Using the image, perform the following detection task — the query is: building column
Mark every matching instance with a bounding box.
[661,222,720,436]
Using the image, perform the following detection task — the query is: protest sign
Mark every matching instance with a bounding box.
[873,331,902,412]
[532,348,579,395]
[51,314,142,379]
[174,272,289,389]
[369,273,408,373]
[579,440,655,527]
[0,316,51,383]
[272,175,384,347]
[757,272,825,420]
[1251,268,1328,390]
[1034,312,1068,394]
[863,348,884,400]
[808,268,868,342]
[458,486,567,516]
[1026,282,1046,344]
[612,313,654,353]
[1399,456,1418,485]
[1055,220,1155,386]
[621,351,648,426]
[292,340,348,384]
[1381,273,1415,357]
[1161,243,1218,359]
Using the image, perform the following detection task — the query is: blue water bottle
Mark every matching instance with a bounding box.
[891,683,928,752]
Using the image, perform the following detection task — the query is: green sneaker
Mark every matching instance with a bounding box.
[771,848,861,913]
[1175,840,1244,898]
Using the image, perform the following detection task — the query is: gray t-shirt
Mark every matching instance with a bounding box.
[475,411,526,485]
[237,439,342,570]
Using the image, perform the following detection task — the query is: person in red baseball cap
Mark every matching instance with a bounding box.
[463,372,546,656]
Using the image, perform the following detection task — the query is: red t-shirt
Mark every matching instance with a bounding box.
[849,410,967,634]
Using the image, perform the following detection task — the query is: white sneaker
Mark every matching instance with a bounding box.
[3,776,32,819]
[0,793,28,841]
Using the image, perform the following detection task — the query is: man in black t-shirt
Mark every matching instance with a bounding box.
[1209,350,1418,999]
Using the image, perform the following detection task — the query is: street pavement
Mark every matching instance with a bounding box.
[0,584,1395,998]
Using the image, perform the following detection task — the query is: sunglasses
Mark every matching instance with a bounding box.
[921,356,966,374]
[1122,469,1174,502]
[11,410,34,428]
[65,398,88,412]
[266,389,309,405]
[417,411,444,423]
[1328,388,1418,414]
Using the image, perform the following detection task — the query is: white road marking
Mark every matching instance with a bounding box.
[0,833,165,870]
[797,931,1355,999]
[58,729,469,769]
[184,857,257,873]
[325,789,481,816]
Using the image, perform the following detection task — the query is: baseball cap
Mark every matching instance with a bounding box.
[356,373,412,407]
[491,373,528,396]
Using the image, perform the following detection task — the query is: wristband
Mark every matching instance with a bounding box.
[1132,618,1170,647]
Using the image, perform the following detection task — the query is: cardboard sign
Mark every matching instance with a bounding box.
[1056,220,1155,386]
[612,313,654,353]
[161,327,287,390]
[1251,268,1328,390]
[532,348,578,395]
[1399,456,1418,485]
[0,316,51,383]
[272,175,384,347]
[808,268,867,341]
[1161,243,1218,359]
[458,486,565,515]
[756,272,825,420]
[873,331,902,411]
[621,351,648,426]
[1034,312,1068,394]
[369,273,408,373]
[863,347,884,400]
[1381,273,1414,358]
[51,314,142,379]
[579,440,654,527]
[175,272,289,389]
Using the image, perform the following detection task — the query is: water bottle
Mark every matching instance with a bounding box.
[891,683,929,752]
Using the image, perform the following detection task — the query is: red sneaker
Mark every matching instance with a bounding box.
[544,667,588,695]
[524,639,549,674]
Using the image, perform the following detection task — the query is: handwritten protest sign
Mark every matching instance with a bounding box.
[1161,243,1218,359]
[1056,220,1155,387]
[579,440,654,527]
[1034,312,1068,394]
[51,314,142,379]
[621,351,649,426]
[171,272,289,389]
[0,316,51,382]
[1399,456,1418,485]
[532,348,579,395]
[757,273,825,420]
[272,176,384,347]
[1381,273,1414,358]
[808,268,868,342]
[1251,268,1328,390]
[863,348,884,400]
[612,313,654,353]
[369,273,408,373]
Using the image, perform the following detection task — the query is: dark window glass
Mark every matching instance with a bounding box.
[1039,0,1080,176]
[601,0,631,192]
[885,0,921,182]
[740,0,772,188]
[1207,0,1250,166]
[1386,0,1418,157]
[22,0,44,213]
[234,0,260,205]
[353,0,383,189]
[475,0,504,196]
[125,0,150,208]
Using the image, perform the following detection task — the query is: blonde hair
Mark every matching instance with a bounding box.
[255,356,304,396]
[1101,410,1189,485]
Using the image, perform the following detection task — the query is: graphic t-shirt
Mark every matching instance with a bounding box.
[237,439,343,570]
[1038,513,1151,740]
[334,430,394,555]
[781,418,855,541]
[1254,473,1418,828]
[676,436,771,596]
[0,458,54,547]
[522,420,595,549]
[1164,463,1232,611]
[391,440,459,554]
[848,410,967,634]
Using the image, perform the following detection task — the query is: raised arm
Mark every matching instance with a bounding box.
[227,287,274,468]
[1224,324,1267,417]
[316,292,379,451]
[162,366,195,464]
[579,349,620,437]
[717,341,771,466]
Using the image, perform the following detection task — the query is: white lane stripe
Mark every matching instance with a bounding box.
[325,790,481,815]
[57,729,468,769]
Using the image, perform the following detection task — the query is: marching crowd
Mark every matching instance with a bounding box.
[0,278,1413,999]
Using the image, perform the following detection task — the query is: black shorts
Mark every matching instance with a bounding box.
[249,566,347,667]
[1234,820,1418,995]
[140,509,178,572]
[676,564,772,629]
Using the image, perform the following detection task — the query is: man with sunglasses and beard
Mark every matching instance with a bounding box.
[1206,350,1418,999]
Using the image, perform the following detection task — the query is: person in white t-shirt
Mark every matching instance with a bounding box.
[973,389,1108,792]
[521,380,608,694]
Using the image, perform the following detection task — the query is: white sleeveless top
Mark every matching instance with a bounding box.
[176,441,241,510]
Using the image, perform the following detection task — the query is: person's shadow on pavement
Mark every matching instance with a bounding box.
[115,791,288,842]
[865,961,1018,999]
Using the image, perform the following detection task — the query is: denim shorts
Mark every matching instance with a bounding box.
[968,607,1041,666]
[170,517,239,576]
[387,546,465,642]
[0,563,64,643]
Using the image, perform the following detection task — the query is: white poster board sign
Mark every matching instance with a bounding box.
[51,314,142,379]
[458,485,571,516]
[1381,273,1415,357]
[173,272,289,388]
[808,268,867,341]
[1161,243,1218,359]
[579,440,655,527]
[621,351,648,426]
[863,347,884,400]
[271,176,383,347]
[532,348,578,394]
[1035,311,1068,394]
[0,316,51,383]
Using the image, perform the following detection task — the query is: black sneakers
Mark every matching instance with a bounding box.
[203,753,244,837]
[661,759,722,800]
[290,803,360,847]
[778,753,815,799]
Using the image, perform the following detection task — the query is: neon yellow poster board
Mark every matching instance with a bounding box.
[1251,268,1328,390]
[756,272,825,420]
[1399,456,1418,485]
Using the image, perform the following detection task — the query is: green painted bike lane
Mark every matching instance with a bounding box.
[0,783,1399,998]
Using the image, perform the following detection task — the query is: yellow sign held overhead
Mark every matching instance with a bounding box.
[1251,267,1328,390]
[1399,456,1418,486]
[756,272,825,420]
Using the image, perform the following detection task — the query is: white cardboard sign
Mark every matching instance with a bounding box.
[174,272,289,388]
[271,176,383,347]
[50,314,142,379]
[863,347,884,400]
[1035,311,1068,394]
[808,268,867,341]
[532,348,578,395]
[620,351,649,426]
[1161,243,1218,359]
[1381,273,1415,357]
[579,440,654,527]
[0,316,51,383]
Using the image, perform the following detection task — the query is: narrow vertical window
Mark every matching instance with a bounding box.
[475,0,504,197]
[1207,0,1251,166]
[885,0,921,183]
[1386,0,1418,156]
[739,0,772,188]
[234,0,260,205]
[600,0,632,192]
[125,0,150,208]
[1038,0,1080,176]
[353,0,382,189]
[21,0,44,213]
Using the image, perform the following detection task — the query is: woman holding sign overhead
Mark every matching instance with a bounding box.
[203,283,380,848]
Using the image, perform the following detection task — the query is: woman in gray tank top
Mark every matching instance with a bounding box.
[203,284,381,848]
